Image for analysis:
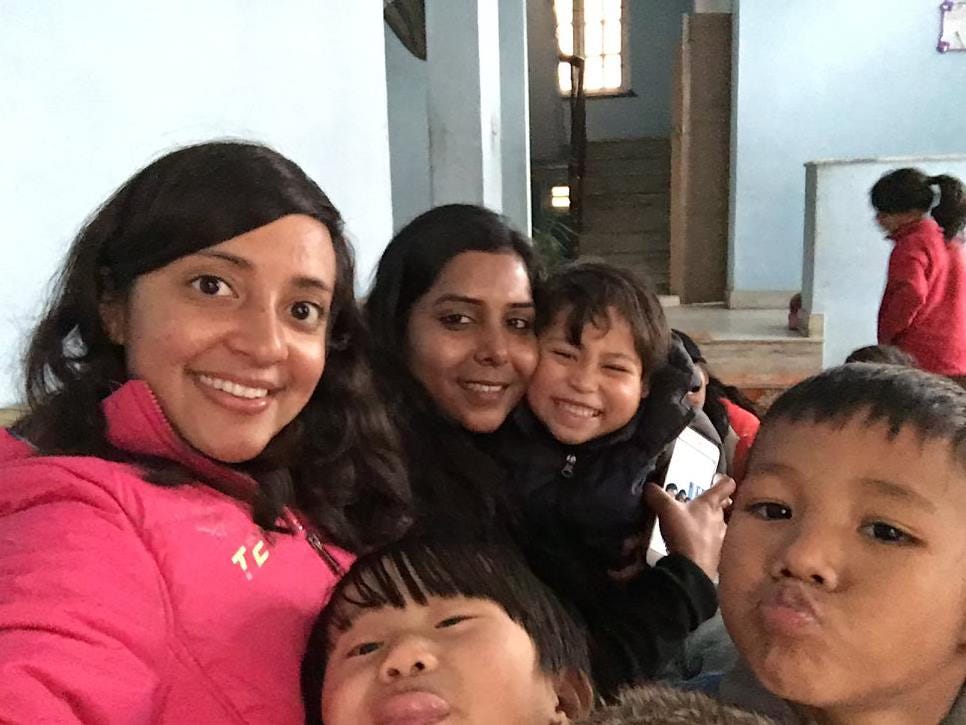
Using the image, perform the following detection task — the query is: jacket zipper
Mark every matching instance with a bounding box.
[561,453,577,478]
[306,531,346,576]
[283,509,345,577]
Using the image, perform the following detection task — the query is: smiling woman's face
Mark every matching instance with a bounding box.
[101,214,336,463]
[404,251,537,433]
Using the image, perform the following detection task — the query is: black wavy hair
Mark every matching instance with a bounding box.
[15,140,410,551]
[365,203,541,417]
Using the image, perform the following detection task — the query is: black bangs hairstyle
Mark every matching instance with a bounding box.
[870,167,966,241]
[536,260,670,381]
[365,203,541,411]
[302,539,590,723]
[16,140,410,551]
[756,364,966,466]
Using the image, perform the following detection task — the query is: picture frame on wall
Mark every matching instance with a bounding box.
[938,0,966,52]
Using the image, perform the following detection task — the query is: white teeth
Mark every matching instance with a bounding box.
[558,400,600,418]
[198,374,269,400]
[463,382,503,393]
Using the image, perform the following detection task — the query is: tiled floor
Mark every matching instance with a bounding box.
[664,304,807,342]
[664,304,823,393]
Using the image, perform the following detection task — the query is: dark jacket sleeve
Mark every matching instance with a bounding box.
[582,554,718,697]
[517,515,718,698]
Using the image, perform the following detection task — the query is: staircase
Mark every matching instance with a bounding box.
[664,305,824,410]
[579,138,671,293]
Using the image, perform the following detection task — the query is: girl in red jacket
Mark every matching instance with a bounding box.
[0,141,409,725]
[872,168,966,377]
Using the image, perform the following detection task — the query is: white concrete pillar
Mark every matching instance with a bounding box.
[426,0,503,210]
[499,0,532,234]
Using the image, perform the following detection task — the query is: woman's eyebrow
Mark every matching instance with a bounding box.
[191,251,330,292]
[431,294,483,306]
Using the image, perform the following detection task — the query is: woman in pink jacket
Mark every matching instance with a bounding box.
[0,141,410,724]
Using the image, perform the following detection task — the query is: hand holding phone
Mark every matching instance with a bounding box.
[645,428,731,576]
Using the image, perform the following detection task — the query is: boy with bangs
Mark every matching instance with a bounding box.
[495,260,734,692]
[305,538,777,725]
[712,363,966,725]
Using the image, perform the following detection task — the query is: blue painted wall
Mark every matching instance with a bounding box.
[803,156,966,367]
[731,0,966,292]
[585,0,693,140]
[529,0,693,159]
[0,1,393,405]
[385,27,432,231]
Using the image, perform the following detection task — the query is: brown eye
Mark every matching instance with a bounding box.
[291,301,323,325]
[191,276,232,297]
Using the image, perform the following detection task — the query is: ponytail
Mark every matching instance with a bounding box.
[927,174,966,241]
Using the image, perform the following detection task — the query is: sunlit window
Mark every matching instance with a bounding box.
[551,185,571,209]
[554,0,626,95]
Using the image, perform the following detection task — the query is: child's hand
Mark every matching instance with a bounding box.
[643,474,736,579]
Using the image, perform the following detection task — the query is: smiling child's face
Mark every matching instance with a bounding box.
[526,307,645,445]
[719,415,966,723]
[321,593,572,725]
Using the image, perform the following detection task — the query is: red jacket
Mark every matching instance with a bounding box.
[878,217,966,375]
[721,398,759,483]
[0,380,353,725]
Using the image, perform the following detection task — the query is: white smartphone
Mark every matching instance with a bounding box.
[646,427,721,565]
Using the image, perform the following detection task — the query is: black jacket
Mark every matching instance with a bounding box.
[490,338,722,696]
[496,336,724,568]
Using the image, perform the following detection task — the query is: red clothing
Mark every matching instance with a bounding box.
[0,380,353,725]
[878,217,966,375]
[722,398,759,483]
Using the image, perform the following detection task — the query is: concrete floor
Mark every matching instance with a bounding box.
[664,303,802,342]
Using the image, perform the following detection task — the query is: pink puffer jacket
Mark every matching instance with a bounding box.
[0,380,353,724]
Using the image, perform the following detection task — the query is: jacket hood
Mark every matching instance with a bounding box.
[579,684,778,725]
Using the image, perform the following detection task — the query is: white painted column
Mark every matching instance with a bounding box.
[499,0,532,234]
[426,0,503,210]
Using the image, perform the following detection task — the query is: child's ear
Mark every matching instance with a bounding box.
[552,669,595,723]
[640,376,650,400]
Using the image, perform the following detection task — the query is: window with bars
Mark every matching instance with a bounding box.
[554,0,628,95]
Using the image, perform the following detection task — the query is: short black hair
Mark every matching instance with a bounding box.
[845,344,917,367]
[302,539,590,723]
[758,364,966,468]
[536,260,670,380]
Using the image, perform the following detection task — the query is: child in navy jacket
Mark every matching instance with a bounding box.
[495,260,734,695]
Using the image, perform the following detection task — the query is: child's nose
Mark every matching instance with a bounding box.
[769,522,841,590]
[378,637,439,682]
[567,362,598,392]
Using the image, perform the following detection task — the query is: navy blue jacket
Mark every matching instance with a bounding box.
[493,338,722,695]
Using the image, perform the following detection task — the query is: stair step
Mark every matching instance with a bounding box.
[583,203,669,234]
[586,156,669,177]
[584,191,668,209]
[582,252,670,293]
[664,306,824,392]
[585,173,668,195]
[587,138,669,160]
[580,231,668,255]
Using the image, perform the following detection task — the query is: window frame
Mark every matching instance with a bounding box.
[554,0,632,98]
